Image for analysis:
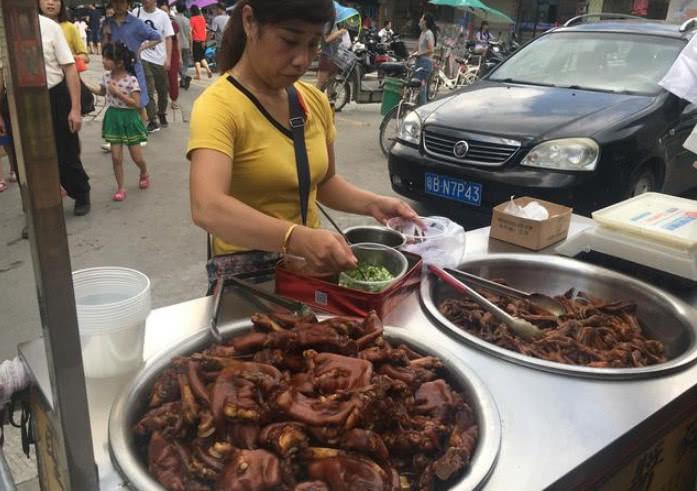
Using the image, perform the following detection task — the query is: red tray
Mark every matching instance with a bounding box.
[274,252,423,319]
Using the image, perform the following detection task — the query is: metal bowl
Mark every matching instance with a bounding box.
[343,225,406,248]
[339,242,410,293]
[421,253,697,380]
[109,320,502,490]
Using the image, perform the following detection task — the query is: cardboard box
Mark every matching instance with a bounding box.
[490,197,572,250]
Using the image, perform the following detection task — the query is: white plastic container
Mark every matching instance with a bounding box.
[592,193,697,250]
[73,267,151,378]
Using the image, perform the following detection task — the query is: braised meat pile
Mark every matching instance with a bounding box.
[439,287,666,368]
[134,312,479,490]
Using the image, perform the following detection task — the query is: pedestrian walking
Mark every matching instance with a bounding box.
[38,14,92,215]
[173,1,192,89]
[190,6,213,79]
[411,14,436,106]
[211,3,230,51]
[41,1,89,64]
[133,0,174,133]
[87,42,150,202]
[158,0,180,108]
[0,48,18,191]
[102,0,162,119]
[87,4,102,54]
[39,0,94,118]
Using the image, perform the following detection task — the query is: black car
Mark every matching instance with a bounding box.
[388,16,697,216]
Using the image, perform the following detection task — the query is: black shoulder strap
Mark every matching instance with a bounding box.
[286,85,310,226]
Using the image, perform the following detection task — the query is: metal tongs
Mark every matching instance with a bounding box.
[208,275,312,342]
[428,264,543,340]
[443,268,566,317]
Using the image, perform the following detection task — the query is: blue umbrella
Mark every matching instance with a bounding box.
[334,1,360,24]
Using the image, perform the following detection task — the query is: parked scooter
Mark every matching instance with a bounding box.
[353,29,406,76]
[327,47,384,112]
[477,40,515,77]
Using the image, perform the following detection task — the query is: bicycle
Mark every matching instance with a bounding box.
[325,45,359,112]
[378,61,425,157]
[427,51,481,101]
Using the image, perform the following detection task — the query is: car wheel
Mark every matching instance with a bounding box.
[627,166,657,198]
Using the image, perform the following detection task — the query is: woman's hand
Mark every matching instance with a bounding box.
[366,196,421,226]
[287,226,358,273]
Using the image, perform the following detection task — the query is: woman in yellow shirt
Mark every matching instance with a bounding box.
[39,0,90,65]
[189,0,419,286]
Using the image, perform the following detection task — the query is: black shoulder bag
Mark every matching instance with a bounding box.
[286,84,311,226]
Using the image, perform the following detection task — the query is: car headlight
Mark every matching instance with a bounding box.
[521,138,599,171]
[398,111,422,146]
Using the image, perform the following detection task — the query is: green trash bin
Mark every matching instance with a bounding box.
[381,77,403,116]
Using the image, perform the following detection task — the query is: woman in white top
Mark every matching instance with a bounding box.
[39,14,92,215]
[474,21,494,55]
[412,14,436,106]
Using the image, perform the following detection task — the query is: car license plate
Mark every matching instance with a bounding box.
[425,173,482,206]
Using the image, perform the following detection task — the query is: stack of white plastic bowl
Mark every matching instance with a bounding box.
[72,267,151,378]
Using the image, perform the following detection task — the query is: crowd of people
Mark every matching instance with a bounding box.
[0,0,232,215]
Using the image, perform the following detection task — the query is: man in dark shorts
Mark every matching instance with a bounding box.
[87,4,102,55]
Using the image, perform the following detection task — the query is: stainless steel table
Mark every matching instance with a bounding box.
[18,215,697,489]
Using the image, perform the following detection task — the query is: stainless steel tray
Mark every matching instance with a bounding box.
[421,253,697,380]
[109,319,502,490]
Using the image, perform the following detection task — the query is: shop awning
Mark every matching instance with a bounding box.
[429,0,515,24]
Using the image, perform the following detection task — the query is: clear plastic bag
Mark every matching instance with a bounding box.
[387,216,466,268]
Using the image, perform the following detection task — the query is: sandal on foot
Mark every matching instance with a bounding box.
[139,174,150,190]
[0,180,6,192]
[112,190,127,201]
[8,172,17,183]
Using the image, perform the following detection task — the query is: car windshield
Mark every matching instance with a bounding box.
[489,32,684,95]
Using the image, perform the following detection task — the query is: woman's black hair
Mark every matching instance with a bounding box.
[422,13,438,46]
[102,42,137,76]
[38,0,69,23]
[219,0,335,73]
[479,21,489,31]
[191,5,201,15]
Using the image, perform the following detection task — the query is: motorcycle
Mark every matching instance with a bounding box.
[326,34,406,112]
[477,40,516,77]
[353,30,406,76]
[327,45,384,112]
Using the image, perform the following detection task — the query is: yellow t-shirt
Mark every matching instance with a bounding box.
[187,76,336,256]
[60,21,87,56]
